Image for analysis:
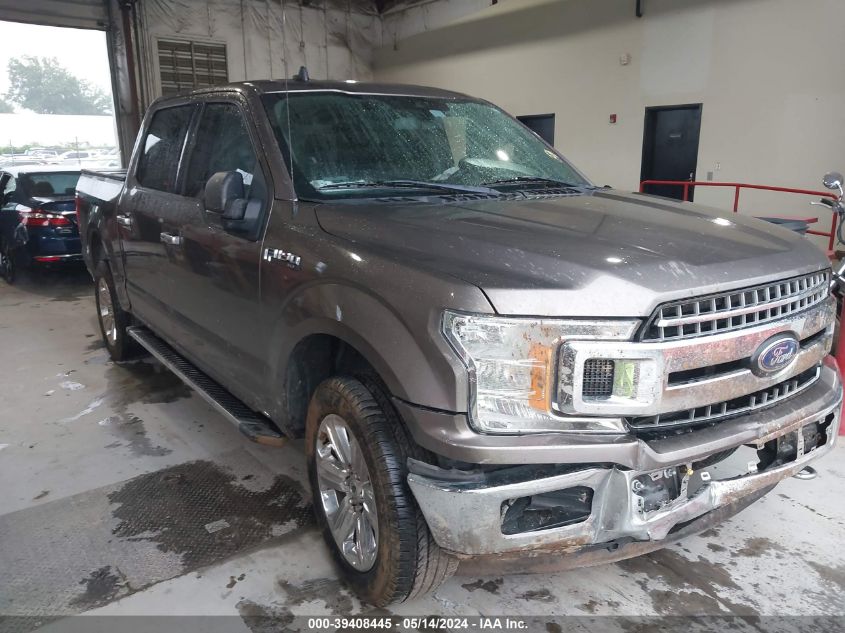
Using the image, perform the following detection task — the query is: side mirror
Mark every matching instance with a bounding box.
[204,170,264,238]
[822,171,843,194]
[204,171,245,218]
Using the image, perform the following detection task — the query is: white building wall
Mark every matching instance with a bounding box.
[135,0,382,104]
[380,0,492,45]
[374,0,845,242]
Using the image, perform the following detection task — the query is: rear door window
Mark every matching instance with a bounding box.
[136,105,195,193]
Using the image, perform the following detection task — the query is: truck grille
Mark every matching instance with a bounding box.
[628,364,821,432]
[641,270,829,342]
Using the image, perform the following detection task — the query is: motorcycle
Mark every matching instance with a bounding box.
[812,173,845,385]
[815,171,845,298]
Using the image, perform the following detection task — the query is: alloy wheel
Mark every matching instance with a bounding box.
[97,277,117,344]
[315,413,379,571]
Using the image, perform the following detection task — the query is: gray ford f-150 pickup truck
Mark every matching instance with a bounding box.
[77,78,842,606]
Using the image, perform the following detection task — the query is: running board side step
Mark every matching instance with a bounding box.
[127,326,287,447]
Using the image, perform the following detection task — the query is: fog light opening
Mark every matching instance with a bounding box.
[500,486,593,535]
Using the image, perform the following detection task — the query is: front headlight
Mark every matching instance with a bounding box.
[442,311,640,434]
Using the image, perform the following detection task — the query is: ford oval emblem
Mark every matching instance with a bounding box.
[752,335,799,376]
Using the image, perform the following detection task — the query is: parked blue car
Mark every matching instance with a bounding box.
[0,166,82,283]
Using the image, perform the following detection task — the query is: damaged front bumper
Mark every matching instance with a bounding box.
[406,358,841,558]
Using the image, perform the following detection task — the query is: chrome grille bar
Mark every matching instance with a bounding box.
[628,365,822,431]
[642,271,829,342]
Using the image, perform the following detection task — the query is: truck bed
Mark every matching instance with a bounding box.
[76,169,130,275]
[78,169,127,205]
[81,168,127,180]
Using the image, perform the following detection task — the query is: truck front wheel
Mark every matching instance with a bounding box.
[305,376,457,605]
[94,259,137,361]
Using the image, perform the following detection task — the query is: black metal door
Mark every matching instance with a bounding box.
[517,114,555,146]
[640,104,702,201]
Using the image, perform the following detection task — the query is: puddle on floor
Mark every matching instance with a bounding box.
[108,459,314,568]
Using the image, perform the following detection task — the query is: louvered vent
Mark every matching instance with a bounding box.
[158,39,228,97]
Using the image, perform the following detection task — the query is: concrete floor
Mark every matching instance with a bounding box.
[1,268,844,631]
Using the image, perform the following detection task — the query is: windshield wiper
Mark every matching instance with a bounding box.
[317,180,502,196]
[482,176,583,188]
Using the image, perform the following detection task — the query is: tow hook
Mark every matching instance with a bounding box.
[793,466,818,480]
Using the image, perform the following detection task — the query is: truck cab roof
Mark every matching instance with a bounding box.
[163,78,470,101]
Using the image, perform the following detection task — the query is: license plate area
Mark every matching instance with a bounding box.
[757,417,831,470]
[632,413,834,517]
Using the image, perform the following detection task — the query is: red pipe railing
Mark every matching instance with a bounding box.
[639,180,839,251]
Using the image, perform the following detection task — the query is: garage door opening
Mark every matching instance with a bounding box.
[0,20,118,170]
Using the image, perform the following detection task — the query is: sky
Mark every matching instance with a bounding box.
[0,20,112,97]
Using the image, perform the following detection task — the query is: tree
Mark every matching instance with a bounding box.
[0,98,13,113]
[4,56,113,115]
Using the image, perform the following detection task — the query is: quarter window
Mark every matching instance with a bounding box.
[136,105,194,193]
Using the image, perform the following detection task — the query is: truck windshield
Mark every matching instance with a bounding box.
[262,92,590,201]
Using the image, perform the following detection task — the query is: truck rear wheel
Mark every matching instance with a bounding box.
[305,376,457,605]
[94,259,138,361]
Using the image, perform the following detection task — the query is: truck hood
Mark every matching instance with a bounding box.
[314,189,831,317]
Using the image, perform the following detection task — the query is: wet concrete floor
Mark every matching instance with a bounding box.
[1,268,843,630]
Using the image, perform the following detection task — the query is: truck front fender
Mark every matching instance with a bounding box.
[265,281,471,426]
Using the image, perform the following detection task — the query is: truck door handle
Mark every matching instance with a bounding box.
[159,232,182,246]
[116,214,133,228]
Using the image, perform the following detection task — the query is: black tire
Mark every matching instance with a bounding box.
[94,259,138,361]
[0,238,16,284]
[305,376,458,606]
